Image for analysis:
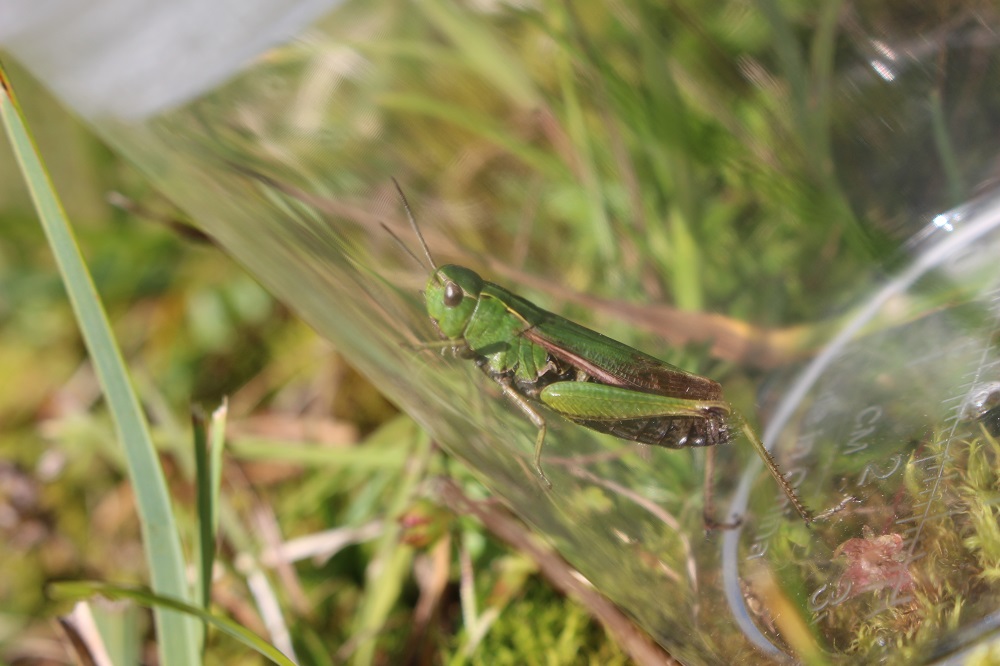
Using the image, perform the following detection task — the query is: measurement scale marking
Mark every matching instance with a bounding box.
[903,285,1000,560]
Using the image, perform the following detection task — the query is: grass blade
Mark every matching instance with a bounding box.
[51,582,296,666]
[193,401,228,651]
[0,64,199,664]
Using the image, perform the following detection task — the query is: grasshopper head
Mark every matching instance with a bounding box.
[425,264,483,339]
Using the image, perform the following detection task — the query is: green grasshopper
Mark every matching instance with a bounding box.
[393,182,812,526]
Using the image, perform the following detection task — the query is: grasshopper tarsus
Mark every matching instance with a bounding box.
[532,429,553,490]
[810,495,857,523]
[534,464,554,491]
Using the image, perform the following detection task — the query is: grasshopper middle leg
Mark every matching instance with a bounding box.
[703,446,742,531]
[495,377,552,488]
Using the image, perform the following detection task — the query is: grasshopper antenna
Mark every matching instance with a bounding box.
[391,177,437,272]
[380,222,427,272]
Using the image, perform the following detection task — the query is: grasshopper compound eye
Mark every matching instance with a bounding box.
[443,282,464,307]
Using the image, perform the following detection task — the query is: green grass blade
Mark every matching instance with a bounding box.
[193,401,228,651]
[193,410,213,618]
[0,65,199,664]
[51,582,296,666]
[191,409,215,608]
[209,401,228,538]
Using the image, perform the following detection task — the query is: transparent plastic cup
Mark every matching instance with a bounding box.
[725,194,1000,663]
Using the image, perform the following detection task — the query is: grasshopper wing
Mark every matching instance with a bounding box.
[522,314,723,401]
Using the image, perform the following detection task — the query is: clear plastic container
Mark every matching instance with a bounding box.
[725,194,1000,663]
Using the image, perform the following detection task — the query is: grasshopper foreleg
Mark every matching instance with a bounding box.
[407,337,469,357]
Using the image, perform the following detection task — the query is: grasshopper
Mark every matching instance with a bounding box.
[393,181,811,527]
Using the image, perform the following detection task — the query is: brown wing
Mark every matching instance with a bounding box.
[521,313,723,401]
[567,413,729,449]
